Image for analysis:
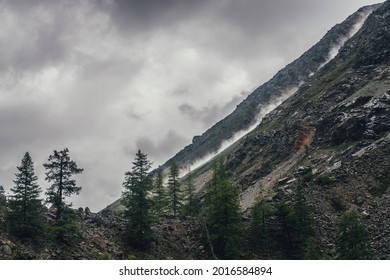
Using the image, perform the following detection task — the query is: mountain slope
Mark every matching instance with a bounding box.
[188,0,389,259]
[160,4,380,172]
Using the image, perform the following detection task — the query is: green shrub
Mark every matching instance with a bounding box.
[331,196,346,212]
[316,174,331,186]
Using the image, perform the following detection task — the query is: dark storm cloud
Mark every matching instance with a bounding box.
[179,92,248,127]
[101,0,211,33]
[0,0,72,74]
[0,0,382,211]
[135,130,188,163]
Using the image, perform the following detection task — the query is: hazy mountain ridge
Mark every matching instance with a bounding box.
[187,0,389,258]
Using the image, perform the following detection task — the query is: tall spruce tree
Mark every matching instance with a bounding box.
[44,148,83,221]
[251,199,272,252]
[183,167,197,217]
[152,169,168,216]
[6,152,43,239]
[167,161,183,217]
[122,150,155,248]
[206,160,242,259]
[0,185,6,211]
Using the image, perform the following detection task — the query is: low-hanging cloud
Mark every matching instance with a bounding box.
[0,0,382,211]
[179,92,248,127]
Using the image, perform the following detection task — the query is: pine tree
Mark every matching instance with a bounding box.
[206,160,242,259]
[293,185,314,258]
[6,152,43,239]
[183,167,197,217]
[336,211,371,259]
[122,150,155,248]
[43,148,83,221]
[0,185,5,230]
[0,185,6,211]
[167,161,183,217]
[152,169,168,216]
[251,199,272,252]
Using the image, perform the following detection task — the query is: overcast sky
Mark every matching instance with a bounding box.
[0,0,382,211]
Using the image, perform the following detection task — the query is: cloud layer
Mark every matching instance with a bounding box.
[0,0,381,211]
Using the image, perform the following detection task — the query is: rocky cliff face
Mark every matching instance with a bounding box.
[159,4,380,172]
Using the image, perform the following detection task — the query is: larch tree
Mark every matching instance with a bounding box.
[206,160,242,259]
[43,148,83,221]
[152,169,168,216]
[183,167,197,217]
[167,161,183,217]
[0,185,6,211]
[6,152,44,239]
[122,149,155,248]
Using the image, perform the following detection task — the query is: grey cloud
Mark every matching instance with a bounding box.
[1,1,72,75]
[179,92,248,126]
[135,130,188,163]
[102,0,211,34]
[0,0,381,212]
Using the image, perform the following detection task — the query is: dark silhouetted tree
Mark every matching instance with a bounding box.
[44,148,83,245]
[0,185,6,211]
[167,161,183,217]
[152,169,168,216]
[336,211,371,259]
[6,152,44,239]
[44,148,83,221]
[251,199,272,253]
[183,167,197,217]
[122,150,155,248]
[206,160,242,259]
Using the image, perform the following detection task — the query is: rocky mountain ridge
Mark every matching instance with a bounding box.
[159,3,380,172]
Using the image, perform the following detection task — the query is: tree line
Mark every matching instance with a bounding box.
[0,149,372,259]
[0,148,83,250]
[121,150,243,259]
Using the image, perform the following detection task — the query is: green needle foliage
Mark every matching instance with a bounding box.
[6,152,44,239]
[336,211,371,259]
[251,199,272,252]
[167,161,183,217]
[44,148,83,221]
[122,150,155,249]
[43,148,83,244]
[152,169,168,216]
[206,160,242,259]
[0,185,6,212]
[183,167,197,217]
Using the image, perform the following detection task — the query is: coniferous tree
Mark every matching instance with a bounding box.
[152,169,168,216]
[122,150,155,248]
[43,148,83,245]
[6,152,43,239]
[293,185,314,257]
[206,160,242,259]
[183,167,197,217]
[0,185,6,211]
[336,211,371,259]
[0,185,5,229]
[273,185,315,259]
[167,161,183,217]
[44,148,83,221]
[251,199,272,252]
